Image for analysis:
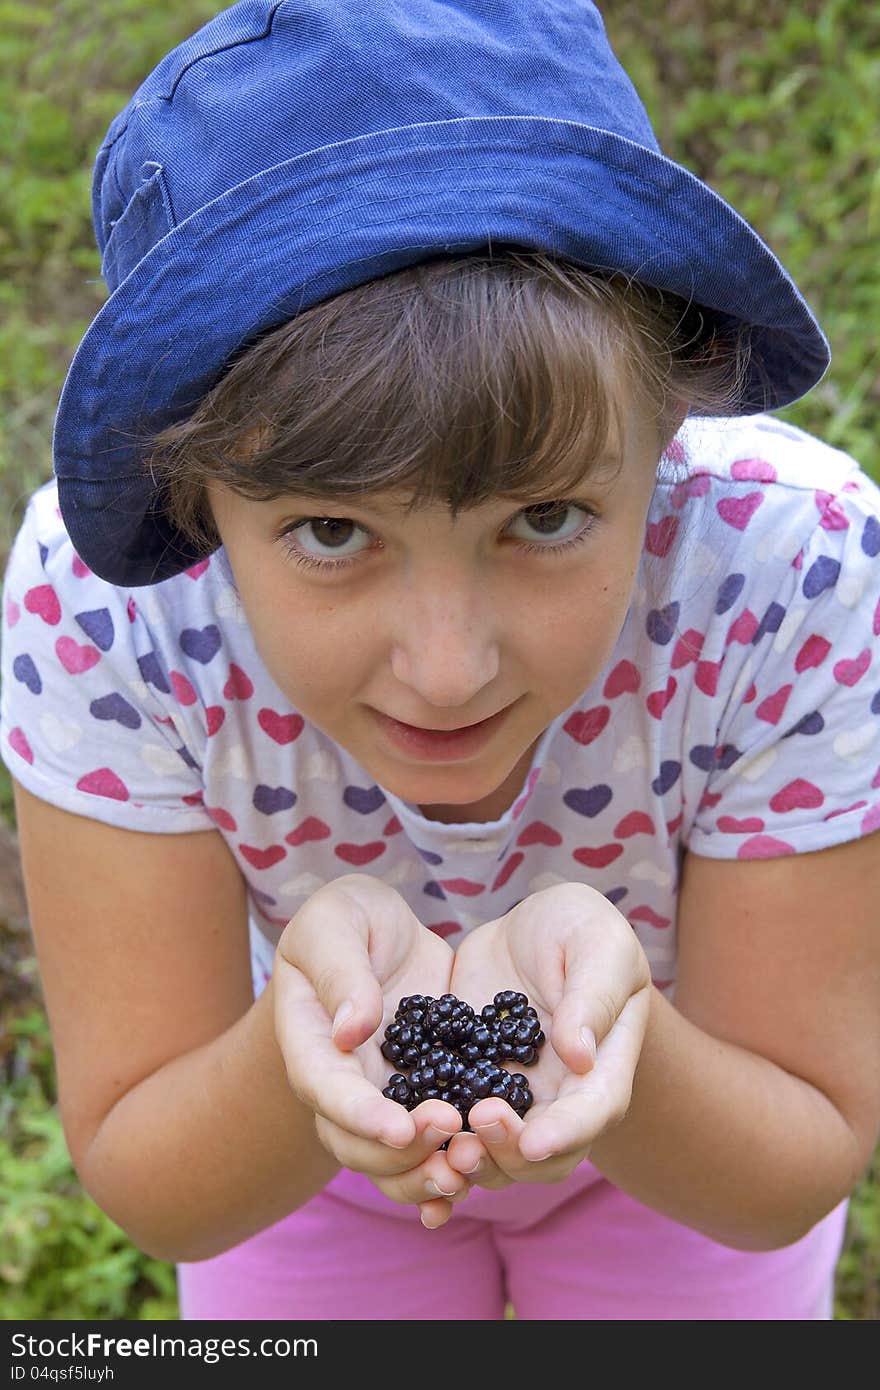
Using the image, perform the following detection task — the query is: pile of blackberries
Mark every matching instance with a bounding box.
[381,990,545,1135]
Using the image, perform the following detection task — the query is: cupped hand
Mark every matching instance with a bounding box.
[273,873,470,1225]
[442,882,652,1187]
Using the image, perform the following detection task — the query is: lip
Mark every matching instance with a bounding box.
[370,702,517,762]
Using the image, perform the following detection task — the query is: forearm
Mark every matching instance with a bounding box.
[589,986,866,1250]
[78,975,340,1263]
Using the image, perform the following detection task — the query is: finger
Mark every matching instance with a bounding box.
[419,1198,454,1229]
[550,931,650,1074]
[277,972,416,1148]
[372,1148,471,1207]
[316,1097,462,1175]
[519,988,650,1162]
[277,881,390,1050]
[444,1131,514,1190]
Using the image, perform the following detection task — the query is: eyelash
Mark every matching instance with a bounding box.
[277,504,600,573]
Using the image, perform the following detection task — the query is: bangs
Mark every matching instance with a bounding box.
[145,250,745,550]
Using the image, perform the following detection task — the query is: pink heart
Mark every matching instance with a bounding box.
[71,554,91,578]
[863,805,880,835]
[437,876,484,896]
[258,708,304,744]
[726,609,758,645]
[646,677,677,719]
[695,660,721,696]
[731,457,777,483]
[286,816,332,846]
[874,596,880,638]
[206,806,237,832]
[24,584,61,625]
[76,768,129,800]
[833,650,871,687]
[755,683,792,725]
[127,598,137,623]
[8,727,33,764]
[717,815,765,833]
[815,491,850,531]
[671,629,704,669]
[239,843,287,870]
[769,779,823,813]
[492,852,525,891]
[603,660,640,698]
[795,634,831,672]
[717,493,763,530]
[627,904,671,930]
[564,706,610,745]
[55,636,101,674]
[205,706,225,736]
[670,473,710,508]
[572,843,623,869]
[613,811,654,838]
[170,670,198,706]
[335,841,386,866]
[645,516,679,557]
[737,834,795,859]
[428,921,461,939]
[6,598,20,627]
[185,559,210,580]
[383,815,403,836]
[223,663,254,700]
[517,821,563,847]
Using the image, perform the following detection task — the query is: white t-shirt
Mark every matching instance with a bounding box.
[3,413,879,1002]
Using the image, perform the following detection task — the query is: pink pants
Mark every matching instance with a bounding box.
[177,1164,847,1320]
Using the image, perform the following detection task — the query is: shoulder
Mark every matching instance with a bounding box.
[663,413,867,498]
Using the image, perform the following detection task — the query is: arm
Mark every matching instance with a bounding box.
[12,780,340,1263]
[588,831,880,1250]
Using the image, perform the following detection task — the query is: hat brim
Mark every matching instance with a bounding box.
[54,116,830,584]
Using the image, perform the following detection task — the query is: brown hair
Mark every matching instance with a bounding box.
[143,250,751,553]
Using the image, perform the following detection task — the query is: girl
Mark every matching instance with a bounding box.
[3,0,879,1321]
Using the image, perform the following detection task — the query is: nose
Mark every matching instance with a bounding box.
[389,575,501,710]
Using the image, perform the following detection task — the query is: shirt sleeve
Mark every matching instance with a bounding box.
[686,466,880,859]
[0,484,213,832]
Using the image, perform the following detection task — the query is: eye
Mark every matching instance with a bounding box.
[505,501,596,547]
[280,516,373,565]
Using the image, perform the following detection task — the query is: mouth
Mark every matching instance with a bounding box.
[370,701,519,762]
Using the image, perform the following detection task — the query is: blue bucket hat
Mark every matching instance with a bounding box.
[54,0,831,586]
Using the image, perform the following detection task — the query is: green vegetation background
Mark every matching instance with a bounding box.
[1,0,877,1319]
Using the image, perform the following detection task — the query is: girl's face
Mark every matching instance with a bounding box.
[209,380,678,823]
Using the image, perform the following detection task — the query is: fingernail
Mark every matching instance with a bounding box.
[462,1158,482,1175]
[425,1124,457,1148]
[473,1121,506,1145]
[425,1179,457,1198]
[579,1026,597,1059]
[331,999,353,1039]
[525,1150,553,1163]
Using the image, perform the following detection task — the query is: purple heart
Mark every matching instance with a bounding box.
[253,784,297,815]
[803,555,840,599]
[689,744,741,773]
[564,784,613,818]
[646,602,680,646]
[75,607,114,651]
[651,761,681,796]
[715,572,746,615]
[752,601,786,645]
[137,651,171,694]
[785,710,825,736]
[343,784,386,814]
[424,880,447,900]
[862,516,880,558]
[38,542,48,568]
[251,888,277,906]
[177,745,199,771]
[180,625,222,664]
[416,846,444,865]
[13,653,41,695]
[872,691,880,716]
[605,887,628,906]
[89,693,141,729]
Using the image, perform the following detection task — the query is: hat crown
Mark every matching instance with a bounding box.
[94,0,660,286]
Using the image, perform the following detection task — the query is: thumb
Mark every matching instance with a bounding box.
[278,884,386,1051]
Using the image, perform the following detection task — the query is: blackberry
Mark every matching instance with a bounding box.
[424,994,476,1048]
[381,989,545,1142]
